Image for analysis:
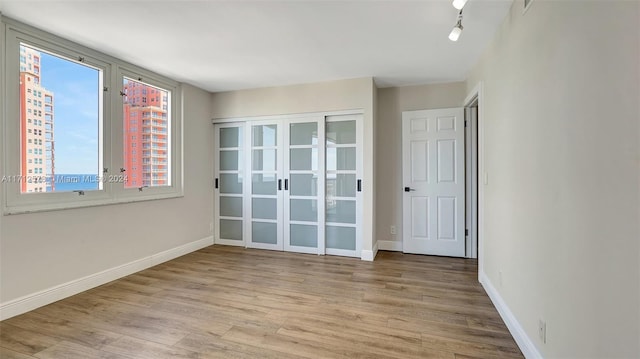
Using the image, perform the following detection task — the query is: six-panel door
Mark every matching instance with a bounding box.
[402,108,466,257]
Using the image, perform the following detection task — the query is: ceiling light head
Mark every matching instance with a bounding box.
[452,0,468,10]
[448,22,463,41]
[449,11,464,42]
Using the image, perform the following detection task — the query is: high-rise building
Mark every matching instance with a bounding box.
[19,45,55,193]
[123,80,169,188]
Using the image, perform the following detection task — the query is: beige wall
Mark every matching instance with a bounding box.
[375,83,466,246]
[467,1,639,357]
[211,77,378,256]
[0,84,214,304]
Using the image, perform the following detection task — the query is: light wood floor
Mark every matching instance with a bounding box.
[0,246,523,359]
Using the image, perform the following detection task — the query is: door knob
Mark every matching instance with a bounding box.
[404,187,416,192]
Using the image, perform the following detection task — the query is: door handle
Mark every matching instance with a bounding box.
[284,179,288,190]
[404,187,416,192]
[278,179,282,191]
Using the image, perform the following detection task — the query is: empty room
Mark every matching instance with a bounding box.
[0,0,638,358]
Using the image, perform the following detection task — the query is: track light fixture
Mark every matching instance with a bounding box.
[452,0,468,10]
[449,10,464,42]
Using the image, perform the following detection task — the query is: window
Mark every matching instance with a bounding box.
[3,18,183,214]
[122,76,172,189]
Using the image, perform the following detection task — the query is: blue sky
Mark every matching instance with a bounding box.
[40,50,100,174]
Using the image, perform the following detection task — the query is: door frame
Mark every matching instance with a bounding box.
[464,82,485,272]
[465,100,478,259]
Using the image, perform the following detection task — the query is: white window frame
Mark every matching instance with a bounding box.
[114,67,182,202]
[1,17,183,215]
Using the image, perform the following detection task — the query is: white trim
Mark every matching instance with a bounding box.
[378,240,403,251]
[465,81,485,276]
[0,236,213,321]
[360,241,378,261]
[212,109,363,124]
[479,271,542,359]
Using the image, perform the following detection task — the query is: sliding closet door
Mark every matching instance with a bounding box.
[325,114,362,257]
[284,118,324,254]
[214,112,362,258]
[214,123,246,246]
[248,122,284,250]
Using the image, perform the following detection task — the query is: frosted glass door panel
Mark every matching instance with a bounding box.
[220,174,243,194]
[326,121,356,144]
[252,198,277,220]
[290,224,318,247]
[252,222,277,244]
[289,148,318,171]
[290,122,318,145]
[326,147,356,171]
[290,199,317,222]
[327,174,356,197]
[220,151,241,171]
[220,127,242,148]
[219,220,242,241]
[219,197,242,217]
[253,125,277,146]
[326,200,356,224]
[252,150,277,171]
[252,174,277,195]
[289,174,317,196]
[326,226,356,250]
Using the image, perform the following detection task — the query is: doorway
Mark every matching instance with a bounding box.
[401,85,482,259]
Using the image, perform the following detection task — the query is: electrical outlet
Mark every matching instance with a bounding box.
[484,172,489,185]
[538,319,546,344]
[390,225,397,235]
[209,222,214,232]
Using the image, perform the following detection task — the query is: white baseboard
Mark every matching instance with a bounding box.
[361,241,379,261]
[378,240,403,251]
[0,236,213,321]
[479,271,543,359]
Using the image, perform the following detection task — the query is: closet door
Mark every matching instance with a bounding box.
[214,123,246,246]
[284,118,324,254]
[248,122,284,250]
[325,115,362,257]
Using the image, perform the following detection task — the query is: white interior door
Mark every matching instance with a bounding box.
[248,121,284,250]
[214,122,246,246]
[402,108,465,257]
[325,114,362,257]
[284,118,324,254]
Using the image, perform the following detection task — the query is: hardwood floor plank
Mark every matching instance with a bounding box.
[0,322,59,356]
[277,318,455,359]
[0,246,523,358]
[101,335,201,359]
[33,341,132,359]
[3,312,120,350]
[0,346,37,359]
[421,333,524,359]
[175,333,306,359]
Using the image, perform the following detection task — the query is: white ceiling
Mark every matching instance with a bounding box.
[0,0,512,92]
